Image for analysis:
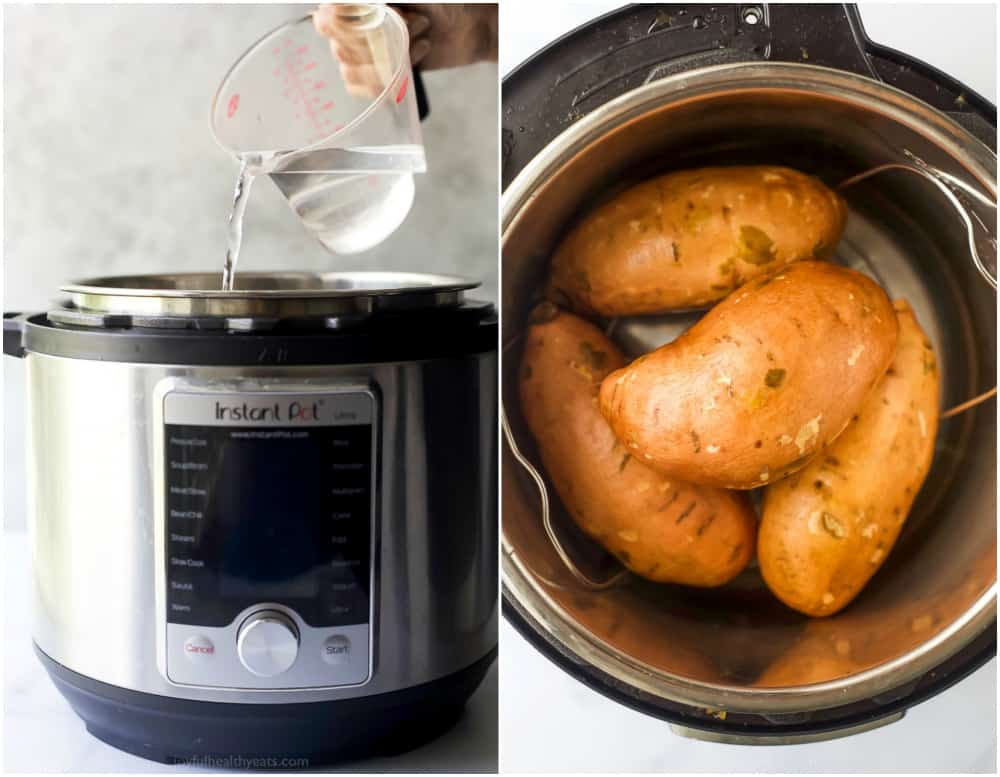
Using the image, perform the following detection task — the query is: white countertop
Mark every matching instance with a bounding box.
[499,3,997,773]
[501,621,996,773]
[3,530,498,773]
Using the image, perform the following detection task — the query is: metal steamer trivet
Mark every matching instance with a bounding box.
[503,152,998,592]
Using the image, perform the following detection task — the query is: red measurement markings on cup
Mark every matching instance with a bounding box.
[394,75,408,105]
[274,38,335,143]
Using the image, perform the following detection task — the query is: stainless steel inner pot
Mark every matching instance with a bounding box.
[502,64,996,725]
[60,271,477,318]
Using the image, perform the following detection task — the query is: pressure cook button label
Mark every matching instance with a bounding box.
[184,635,215,663]
[322,635,351,665]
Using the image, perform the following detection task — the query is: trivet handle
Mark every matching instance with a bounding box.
[838,155,997,419]
[501,407,631,592]
[838,152,997,290]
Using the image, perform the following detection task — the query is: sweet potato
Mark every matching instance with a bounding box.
[757,300,940,616]
[598,261,898,489]
[548,165,846,316]
[518,304,756,586]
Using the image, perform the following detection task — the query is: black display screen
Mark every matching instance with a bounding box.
[164,424,372,628]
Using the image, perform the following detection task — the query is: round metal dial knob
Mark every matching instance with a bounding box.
[236,610,299,677]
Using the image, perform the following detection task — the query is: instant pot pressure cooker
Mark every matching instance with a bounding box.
[502,4,996,743]
[4,272,497,764]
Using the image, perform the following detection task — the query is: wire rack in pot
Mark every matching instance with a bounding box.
[503,152,998,592]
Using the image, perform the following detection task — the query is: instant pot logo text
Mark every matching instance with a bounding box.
[214,400,321,422]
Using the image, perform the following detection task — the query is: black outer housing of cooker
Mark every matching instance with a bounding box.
[4,304,497,764]
[38,646,495,766]
[502,3,997,739]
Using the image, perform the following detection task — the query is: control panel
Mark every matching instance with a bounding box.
[159,386,376,690]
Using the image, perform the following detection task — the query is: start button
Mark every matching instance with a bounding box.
[322,635,351,665]
[183,634,215,663]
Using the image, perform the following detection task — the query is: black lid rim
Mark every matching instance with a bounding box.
[22,304,497,366]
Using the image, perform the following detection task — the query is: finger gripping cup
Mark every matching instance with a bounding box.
[211,5,426,255]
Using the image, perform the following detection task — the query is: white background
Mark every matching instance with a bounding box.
[499,2,997,774]
[2,4,497,772]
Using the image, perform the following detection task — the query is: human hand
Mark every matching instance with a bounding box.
[388,4,498,70]
[313,3,497,98]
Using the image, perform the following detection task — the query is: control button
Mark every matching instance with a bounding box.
[322,635,351,665]
[236,610,299,677]
[183,634,215,663]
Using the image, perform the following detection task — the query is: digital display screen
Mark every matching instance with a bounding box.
[164,423,372,628]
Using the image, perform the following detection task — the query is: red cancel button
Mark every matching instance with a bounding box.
[184,635,215,662]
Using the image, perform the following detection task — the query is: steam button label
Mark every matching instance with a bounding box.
[322,635,351,665]
[184,635,215,663]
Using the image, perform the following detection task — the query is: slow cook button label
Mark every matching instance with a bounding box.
[170,556,205,568]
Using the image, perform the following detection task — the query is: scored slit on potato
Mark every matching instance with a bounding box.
[518,304,757,587]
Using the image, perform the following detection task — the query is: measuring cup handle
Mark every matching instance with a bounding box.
[414,67,430,121]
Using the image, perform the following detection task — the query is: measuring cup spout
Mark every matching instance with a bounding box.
[211,7,425,255]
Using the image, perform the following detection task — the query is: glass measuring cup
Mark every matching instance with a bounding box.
[211,5,426,255]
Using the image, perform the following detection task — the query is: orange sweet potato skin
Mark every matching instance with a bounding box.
[548,166,846,316]
[598,262,898,489]
[518,305,756,587]
[758,300,940,616]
